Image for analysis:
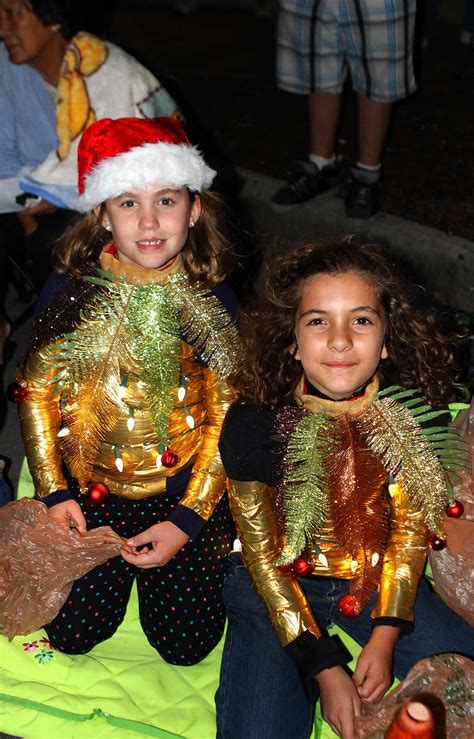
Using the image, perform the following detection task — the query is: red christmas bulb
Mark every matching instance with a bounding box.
[7,381,29,403]
[445,500,464,518]
[428,532,447,551]
[337,594,362,619]
[86,481,109,505]
[161,449,179,468]
[292,557,315,577]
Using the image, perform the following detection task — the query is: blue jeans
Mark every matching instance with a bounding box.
[215,553,474,739]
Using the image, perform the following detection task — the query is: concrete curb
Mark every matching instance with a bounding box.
[237,167,474,312]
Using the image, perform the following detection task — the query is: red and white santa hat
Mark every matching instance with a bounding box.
[77,116,216,212]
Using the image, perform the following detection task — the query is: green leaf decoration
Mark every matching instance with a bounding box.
[168,273,241,379]
[360,386,470,530]
[276,412,332,565]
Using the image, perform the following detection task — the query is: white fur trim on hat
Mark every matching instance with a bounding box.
[77,141,216,211]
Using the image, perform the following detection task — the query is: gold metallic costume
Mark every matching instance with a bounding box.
[19,251,240,521]
[227,377,462,647]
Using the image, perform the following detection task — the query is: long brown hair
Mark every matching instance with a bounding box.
[233,240,460,407]
[53,189,235,287]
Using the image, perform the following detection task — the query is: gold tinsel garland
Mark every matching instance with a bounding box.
[168,273,241,378]
[48,271,134,487]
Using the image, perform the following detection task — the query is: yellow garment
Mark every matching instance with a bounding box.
[228,378,428,647]
[56,33,108,161]
[19,253,234,522]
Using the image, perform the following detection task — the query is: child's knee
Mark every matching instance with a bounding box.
[147,633,222,666]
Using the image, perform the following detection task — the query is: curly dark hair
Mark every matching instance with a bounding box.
[232,240,460,407]
[26,0,82,39]
[53,189,236,288]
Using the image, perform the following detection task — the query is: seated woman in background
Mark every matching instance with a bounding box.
[0,0,180,337]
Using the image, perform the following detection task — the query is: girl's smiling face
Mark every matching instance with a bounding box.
[294,271,388,399]
[98,184,201,270]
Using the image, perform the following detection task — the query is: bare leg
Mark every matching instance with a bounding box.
[309,91,342,158]
[356,93,392,166]
[271,91,342,204]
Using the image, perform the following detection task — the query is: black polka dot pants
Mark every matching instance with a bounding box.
[45,490,234,665]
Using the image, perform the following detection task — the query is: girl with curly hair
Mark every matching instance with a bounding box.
[216,240,473,739]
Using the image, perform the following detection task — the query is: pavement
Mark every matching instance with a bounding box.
[238,168,474,312]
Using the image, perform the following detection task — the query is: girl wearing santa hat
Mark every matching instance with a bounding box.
[16,116,240,663]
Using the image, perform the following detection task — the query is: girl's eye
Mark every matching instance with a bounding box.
[159,197,174,206]
[354,317,372,326]
[120,199,136,208]
[308,317,325,326]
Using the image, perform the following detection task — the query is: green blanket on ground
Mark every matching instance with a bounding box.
[0,461,385,739]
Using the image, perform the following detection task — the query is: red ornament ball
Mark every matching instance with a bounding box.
[428,533,447,551]
[161,449,179,468]
[337,594,362,619]
[7,381,29,403]
[446,500,464,518]
[86,481,109,505]
[292,557,315,577]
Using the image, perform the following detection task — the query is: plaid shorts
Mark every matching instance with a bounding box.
[277,0,417,102]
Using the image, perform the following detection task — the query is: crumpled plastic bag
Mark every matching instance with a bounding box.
[0,498,125,639]
[428,400,474,626]
[356,653,474,738]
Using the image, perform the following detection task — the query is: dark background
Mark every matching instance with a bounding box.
[93,1,474,241]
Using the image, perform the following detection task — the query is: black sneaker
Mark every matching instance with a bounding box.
[272,158,341,205]
[345,176,382,218]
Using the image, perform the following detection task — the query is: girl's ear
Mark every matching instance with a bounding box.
[381,342,389,360]
[190,193,202,225]
[94,206,109,230]
[289,341,300,360]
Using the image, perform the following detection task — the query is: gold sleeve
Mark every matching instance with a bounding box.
[228,479,322,646]
[372,481,428,621]
[178,368,232,520]
[18,344,68,499]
